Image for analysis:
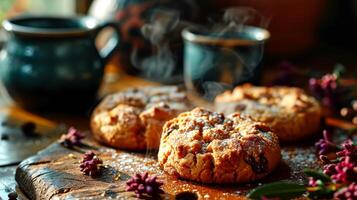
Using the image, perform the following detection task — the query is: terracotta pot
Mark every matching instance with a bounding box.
[212,0,326,57]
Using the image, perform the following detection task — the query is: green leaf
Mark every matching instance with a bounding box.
[303,169,331,183]
[333,64,345,78]
[247,181,306,200]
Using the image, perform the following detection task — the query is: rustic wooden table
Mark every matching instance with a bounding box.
[0,51,356,199]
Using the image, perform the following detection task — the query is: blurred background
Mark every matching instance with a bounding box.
[1,0,357,58]
[0,0,356,109]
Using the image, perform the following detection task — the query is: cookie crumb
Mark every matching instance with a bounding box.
[68,154,76,159]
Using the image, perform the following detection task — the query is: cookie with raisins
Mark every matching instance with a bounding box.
[158,107,281,183]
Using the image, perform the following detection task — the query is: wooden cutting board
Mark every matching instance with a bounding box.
[16,134,317,200]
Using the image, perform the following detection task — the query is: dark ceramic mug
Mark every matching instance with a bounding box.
[0,15,120,112]
[182,26,270,101]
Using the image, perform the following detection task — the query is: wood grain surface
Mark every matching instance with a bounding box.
[15,133,317,200]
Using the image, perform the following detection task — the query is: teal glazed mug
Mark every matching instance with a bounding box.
[0,15,120,112]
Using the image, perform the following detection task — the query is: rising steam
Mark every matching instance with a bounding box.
[130,7,269,100]
[191,7,270,100]
[131,10,180,82]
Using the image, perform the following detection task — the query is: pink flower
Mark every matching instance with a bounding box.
[309,73,341,109]
[79,151,103,176]
[308,177,318,187]
[59,127,85,147]
[336,140,356,159]
[334,182,357,200]
[315,130,337,155]
[324,156,356,183]
[126,172,164,198]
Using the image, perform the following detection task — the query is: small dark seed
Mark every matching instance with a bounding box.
[175,192,198,200]
[21,122,36,136]
[0,133,9,140]
[8,191,18,200]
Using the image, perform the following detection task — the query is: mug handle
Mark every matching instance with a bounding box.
[93,21,121,65]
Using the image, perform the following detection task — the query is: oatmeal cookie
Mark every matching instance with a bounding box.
[158,107,281,183]
[215,84,322,142]
[91,86,192,150]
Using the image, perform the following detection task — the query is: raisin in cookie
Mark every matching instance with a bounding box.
[215,84,321,142]
[91,86,192,150]
[158,107,281,183]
